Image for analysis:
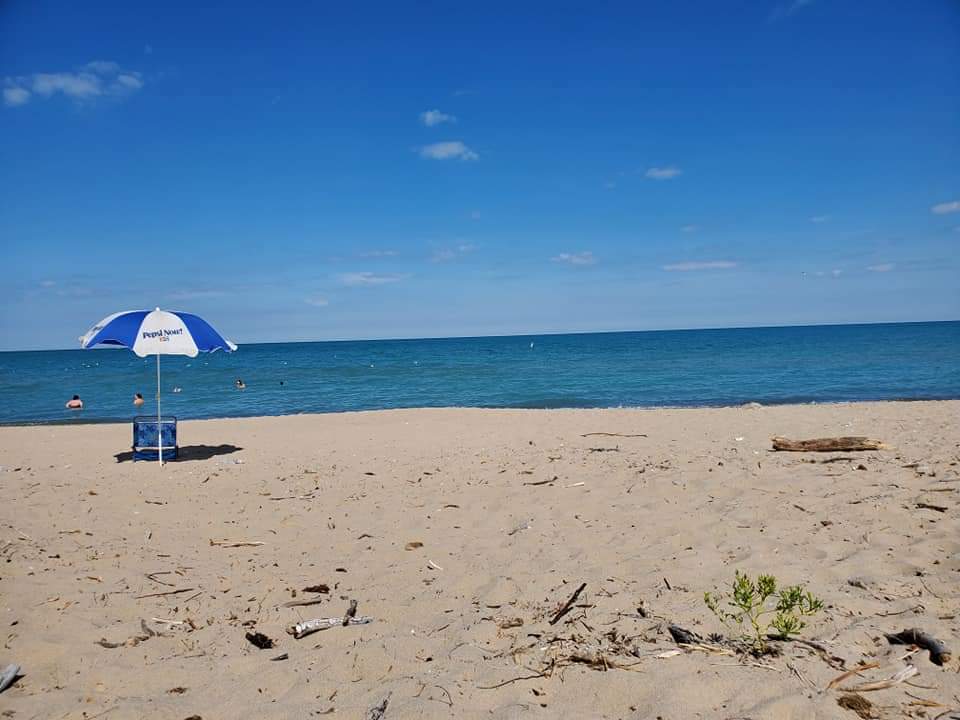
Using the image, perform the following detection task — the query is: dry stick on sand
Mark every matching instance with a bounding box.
[549,583,587,625]
[135,587,195,600]
[838,664,918,692]
[209,539,264,547]
[343,599,358,626]
[580,432,647,438]
[771,436,885,452]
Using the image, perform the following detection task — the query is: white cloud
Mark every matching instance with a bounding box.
[552,251,596,266]
[3,61,144,108]
[419,141,478,161]
[645,166,682,180]
[304,295,329,307]
[340,272,407,287]
[420,109,456,127]
[469,210,482,220]
[431,243,476,263]
[931,200,960,214]
[867,263,895,272]
[680,224,699,233]
[831,269,842,277]
[663,260,737,271]
[809,215,830,223]
[39,279,56,288]
[3,87,30,107]
[359,249,399,258]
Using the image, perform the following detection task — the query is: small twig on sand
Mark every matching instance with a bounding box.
[343,599,358,627]
[283,596,326,608]
[827,662,881,690]
[549,582,587,625]
[839,665,918,692]
[581,432,647,438]
[479,671,547,690]
[209,539,264,547]
[145,571,174,587]
[135,587,195,600]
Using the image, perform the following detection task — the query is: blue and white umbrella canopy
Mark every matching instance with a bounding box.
[80,308,237,465]
[80,308,237,357]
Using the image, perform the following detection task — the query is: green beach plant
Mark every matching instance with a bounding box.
[704,571,823,653]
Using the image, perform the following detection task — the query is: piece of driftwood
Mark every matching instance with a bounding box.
[0,664,20,694]
[884,628,952,665]
[771,436,885,452]
[288,616,374,638]
[303,584,330,594]
[549,582,586,625]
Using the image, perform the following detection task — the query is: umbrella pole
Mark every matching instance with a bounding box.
[156,352,162,467]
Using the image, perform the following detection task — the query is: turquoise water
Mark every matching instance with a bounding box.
[0,322,958,425]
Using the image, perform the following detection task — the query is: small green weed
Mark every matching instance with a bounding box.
[704,571,823,653]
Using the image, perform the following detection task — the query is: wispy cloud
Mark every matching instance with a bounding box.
[867,263,895,273]
[339,272,407,287]
[359,249,399,258]
[39,279,57,288]
[166,289,229,301]
[3,60,144,108]
[420,109,456,127]
[419,141,478,161]
[431,243,476,263]
[680,224,699,233]
[552,251,597,266]
[809,215,830,223]
[469,210,482,220]
[663,260,737,271]
[645,166,682,180]
[931,200,960,215]
[770,0,815,21]
[304,295,329,307]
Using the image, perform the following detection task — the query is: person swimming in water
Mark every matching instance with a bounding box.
[235,378,246,389]
[66,395,83,409]
[133,392,144,407]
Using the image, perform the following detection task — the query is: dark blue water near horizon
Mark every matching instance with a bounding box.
[1,321,958,425]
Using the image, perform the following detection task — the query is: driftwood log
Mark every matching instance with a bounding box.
[884,628,952,666]
[771,436,885,452]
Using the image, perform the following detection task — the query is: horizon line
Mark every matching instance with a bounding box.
[2,318,957,353]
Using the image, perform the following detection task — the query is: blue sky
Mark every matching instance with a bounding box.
[1,0,958,350]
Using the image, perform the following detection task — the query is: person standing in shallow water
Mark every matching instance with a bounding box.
[65,395,83,409]
[133,392,144,407]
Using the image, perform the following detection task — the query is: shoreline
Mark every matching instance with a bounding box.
[2,395,958,428]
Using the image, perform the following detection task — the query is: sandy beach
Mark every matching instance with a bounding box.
[0,401,958,719]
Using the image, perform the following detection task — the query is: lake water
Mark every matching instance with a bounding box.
[1,321,958,425]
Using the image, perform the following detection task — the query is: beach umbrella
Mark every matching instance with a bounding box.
[80,308,237,465]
